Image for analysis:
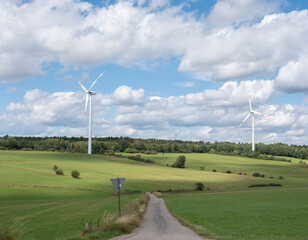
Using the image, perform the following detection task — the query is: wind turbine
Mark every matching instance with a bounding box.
[238,93,269,151]
[79,72,105,155]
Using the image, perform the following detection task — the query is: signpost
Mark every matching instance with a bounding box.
[110,177,126,217]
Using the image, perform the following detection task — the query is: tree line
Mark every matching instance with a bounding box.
[0,135,307,160]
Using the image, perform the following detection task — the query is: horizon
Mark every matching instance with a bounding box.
[1,0,308,145]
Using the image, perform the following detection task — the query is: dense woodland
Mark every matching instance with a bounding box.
[0,135,307,160]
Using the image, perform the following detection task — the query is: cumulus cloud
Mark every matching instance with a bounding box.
[112,86,146,105]
[1,0,307,87]
[206,0,281,29]
[1,82,308,144]
[276,57,308,93]
[179,10,308,81]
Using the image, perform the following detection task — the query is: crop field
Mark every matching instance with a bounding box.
[0,151,307,239]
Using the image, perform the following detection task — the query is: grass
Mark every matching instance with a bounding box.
[163,188,308,240]
[121,152,308,187]
[0,150,307,239]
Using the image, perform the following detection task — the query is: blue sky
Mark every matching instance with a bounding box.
[1,0,308,145]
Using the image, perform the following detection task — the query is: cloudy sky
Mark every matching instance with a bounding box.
[1,0,308,145]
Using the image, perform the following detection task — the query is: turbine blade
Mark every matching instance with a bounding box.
[84,94,89,126]
[239,113,251,128]
[88,71,105,92]
[79,81,88,93]
[249,95,252,111]
[252,110,270,117]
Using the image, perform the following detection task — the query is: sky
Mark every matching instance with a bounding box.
[1,0,308,145]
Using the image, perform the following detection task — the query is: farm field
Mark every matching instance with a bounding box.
[164,188,308,240]
[121,152,308,187]
[0,150,308,239]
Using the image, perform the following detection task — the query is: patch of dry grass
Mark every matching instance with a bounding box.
[0,217,27,240]
[84,193,150,238]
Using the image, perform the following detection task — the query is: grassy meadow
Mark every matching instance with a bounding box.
[0,150,307,239]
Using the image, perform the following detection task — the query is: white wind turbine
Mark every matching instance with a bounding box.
[238,92,269,151]
[79,72,105,155]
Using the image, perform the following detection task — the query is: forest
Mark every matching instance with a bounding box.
[0,135,307,160]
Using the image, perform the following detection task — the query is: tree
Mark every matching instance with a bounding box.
[117,139,130,152]
[171,155,186,168]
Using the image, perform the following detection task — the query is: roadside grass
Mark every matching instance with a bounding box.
[163,188,308,240]
[0,150,307,239]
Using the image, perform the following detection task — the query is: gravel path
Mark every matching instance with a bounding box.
[109,194,205,240]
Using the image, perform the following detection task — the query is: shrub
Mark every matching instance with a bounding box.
[144,150,157,155]
[249,183,282,188]
[239,172,242,175]
[127,154,155,164]
[226,170,231,174]
[55,169,64,175]
[269,176,274,179]
[53,165,58,171]
[200,167,205,171]
[244,173,247,175]
[194,182,204,191]
[252,172,261,177]
[212,169,216,172]
[71,170,80,179]
[279,176,284,180]
[124,148,139,153]
[171,155,186,168]
[260,174,265,178]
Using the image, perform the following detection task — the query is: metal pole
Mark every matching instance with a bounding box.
[117,178,121,217]
[252,113,255,151]
[118,191,121,217]
[88,94,92,155]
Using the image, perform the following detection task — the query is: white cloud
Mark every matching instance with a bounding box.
[185,80,274,106]
[276,57,308,93]
[1,83,308,144]
[179,9,308,82]
[110,85,146,105]
[150,0,170,9]
[1,0,308,88]
[206,0,281,29]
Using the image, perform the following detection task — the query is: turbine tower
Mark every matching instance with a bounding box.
[79,72,105,155]
[238,93,269,151]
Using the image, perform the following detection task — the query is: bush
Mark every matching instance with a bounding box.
[252,172,261,177]
[124,148,139,153]
[55,169,64,175]
[212,169,217,172]
[200,167,205,171]
[127,154,155,164]
[239,172,242,175]
[71,170,80,179]
[269,176,274,179]
[194,182,204,191]
[144,150,157,155]
[249,183,282,188]
[279,176,284,180]
[244,173,247,175]
[260,174,265,178]
[226,170,231,174]
[171,155,186,168]
[53,165,58,171]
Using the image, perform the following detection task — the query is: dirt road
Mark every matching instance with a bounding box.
[109,194,205,240]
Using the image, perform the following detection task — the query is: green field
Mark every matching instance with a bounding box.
[0,151,307,239]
